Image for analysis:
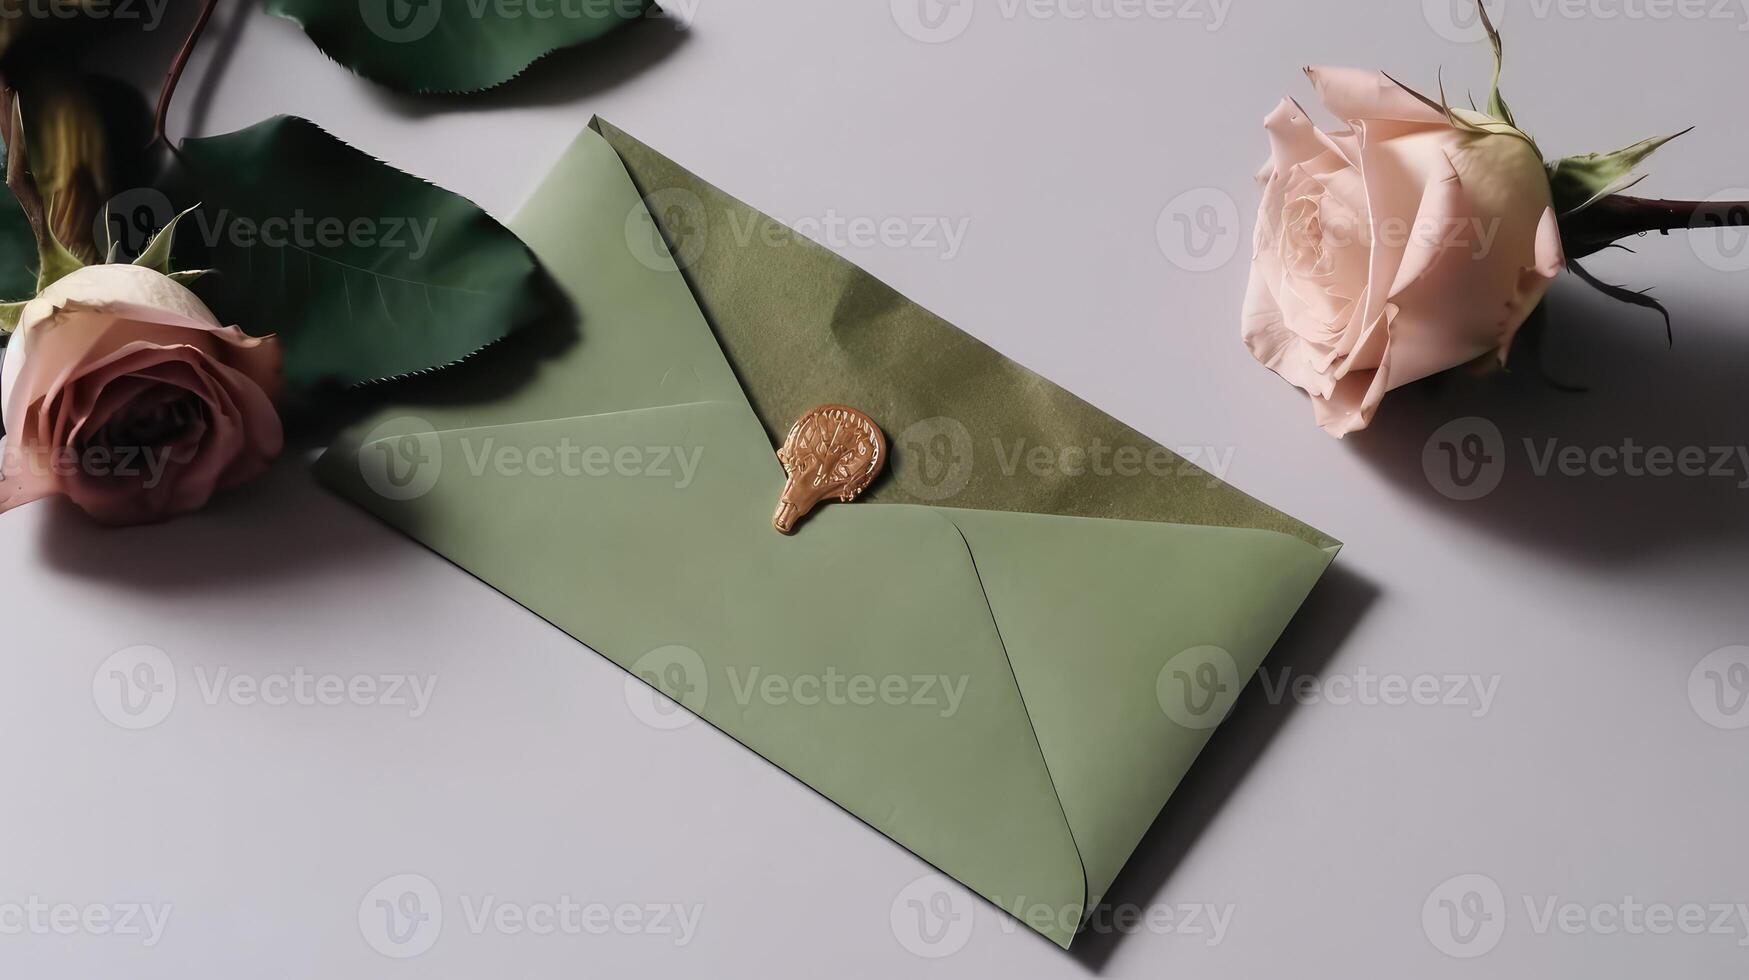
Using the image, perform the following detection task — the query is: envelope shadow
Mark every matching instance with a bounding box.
[1344,280,1749,569]
[1068,564,1378,973]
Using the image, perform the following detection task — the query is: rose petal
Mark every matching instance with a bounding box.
[1304,66,1447,127]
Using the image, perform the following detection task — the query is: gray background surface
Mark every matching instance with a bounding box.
[4,0,1748,976]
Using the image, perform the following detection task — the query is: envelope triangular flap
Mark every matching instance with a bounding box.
[589,118,1336,551]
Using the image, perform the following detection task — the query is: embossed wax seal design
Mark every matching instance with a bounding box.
[774,405,887,535]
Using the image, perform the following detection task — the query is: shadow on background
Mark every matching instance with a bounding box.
[34,451,399,594]
[1346,279,1749,566]
[1069,564,1378,973]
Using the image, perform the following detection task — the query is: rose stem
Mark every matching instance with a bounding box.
[1563,194,1749,259]
[0,76,50,250]
[151,0,222,146]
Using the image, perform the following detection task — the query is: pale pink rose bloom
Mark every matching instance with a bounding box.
[0,264,283,524]
[1244,66,1566,436]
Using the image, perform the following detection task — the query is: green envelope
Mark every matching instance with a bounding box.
[315,119,1341,948]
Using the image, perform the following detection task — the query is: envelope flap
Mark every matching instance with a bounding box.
[942,507,1334,910]
[592,119,1337,550]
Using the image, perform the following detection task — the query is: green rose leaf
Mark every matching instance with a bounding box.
[266,0,656,93]
[179,115,561,388]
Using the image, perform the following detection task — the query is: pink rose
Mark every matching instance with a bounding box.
[1244,66,1566,436]
[0,264,284,524]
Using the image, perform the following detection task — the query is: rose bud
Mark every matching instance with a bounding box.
[1,263,284,524]
[1242,66,1565,437]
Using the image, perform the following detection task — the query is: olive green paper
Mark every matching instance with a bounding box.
[593,120,1333,548]
[316,121,1339,948]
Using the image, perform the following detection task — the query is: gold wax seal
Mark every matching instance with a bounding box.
[774,405,887,535]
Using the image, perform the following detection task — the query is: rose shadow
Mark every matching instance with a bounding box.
[33,295,580,592]
[1344,277,1749,573]
[30,452,403,594]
